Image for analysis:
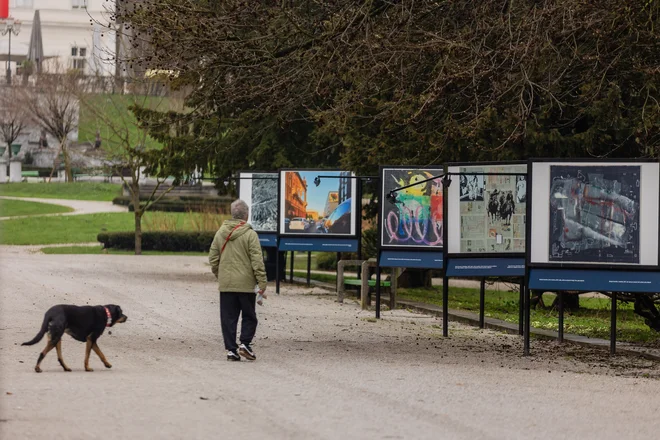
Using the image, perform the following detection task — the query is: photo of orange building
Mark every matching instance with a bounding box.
[285,171,307,219]
[280,170,357,236]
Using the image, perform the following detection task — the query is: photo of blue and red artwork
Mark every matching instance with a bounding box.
[381,168,444,248]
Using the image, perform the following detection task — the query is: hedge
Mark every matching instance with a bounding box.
[112,196,231,213]
[98,231,216,252]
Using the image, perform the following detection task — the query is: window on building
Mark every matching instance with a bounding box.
[70,46,87,71]
[9,0,34,8]
[72,0,87,9]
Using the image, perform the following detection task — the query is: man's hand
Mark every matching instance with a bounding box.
[258,288,267,299]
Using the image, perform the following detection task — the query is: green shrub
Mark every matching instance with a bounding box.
[98,231,216,252]
[112,196,231,213]
[316,252,338,270]
[317,251,360,270]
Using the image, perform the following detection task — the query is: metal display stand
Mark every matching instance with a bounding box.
[444,162,528,335]
[375,166,447,320]
[524,159,660,355]
[275,169,370,294]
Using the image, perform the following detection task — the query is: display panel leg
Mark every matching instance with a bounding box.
[610,292,617,355]
[375,265,382,319]
[276,250,281,294]
[306,251,311,286]
[524,288,531,356]
[558,291,564,343]
[442,275,449,337]
[479,278,486,329]
[518,281,524,336]
[289,251,294,283]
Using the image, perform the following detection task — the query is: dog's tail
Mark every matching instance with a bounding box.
[21,315,50,346]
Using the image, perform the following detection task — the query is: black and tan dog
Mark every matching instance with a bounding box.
[22,304,127,373]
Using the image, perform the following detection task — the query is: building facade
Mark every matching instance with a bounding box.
[285,171,307,219]
[1,0,116,77]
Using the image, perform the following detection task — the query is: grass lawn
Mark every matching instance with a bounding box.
[293,252,319,270]
[291,271,659,344]
[0,199,74,217]
[0,211,227,245]
[79,94,181,152]
[41,246,207,256]
[398,287,660,344]
[0,182,122,201]
[292,270,340,284]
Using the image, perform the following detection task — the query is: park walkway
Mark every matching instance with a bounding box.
[2,251,659,440]
[0,196,127,221]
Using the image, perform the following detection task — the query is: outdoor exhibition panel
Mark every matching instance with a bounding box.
[278,169,358,239]
[527,160,659,269]
[375,166,446,320]
[238,171,279,247]
[444,162,528,334]
[524,159,660,355]
[276,169,360,292]
[446,162,527,258]
[379,166,445,251]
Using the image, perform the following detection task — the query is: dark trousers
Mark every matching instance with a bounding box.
[220,292,258,351]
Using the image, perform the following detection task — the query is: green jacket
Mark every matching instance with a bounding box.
[209,219,267,293]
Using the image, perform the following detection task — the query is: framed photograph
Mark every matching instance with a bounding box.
[528,160,660,268]
[379,166,444,250]
[237,172,279,233]
[278,169,357,237]
[447,162,527,256]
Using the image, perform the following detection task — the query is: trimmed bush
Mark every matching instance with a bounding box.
[317,251,359,270]
[98,231,216,252]
[112,196,231,213]
[316,252,338,270]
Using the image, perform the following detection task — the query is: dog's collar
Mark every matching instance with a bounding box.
[104,307,112,327]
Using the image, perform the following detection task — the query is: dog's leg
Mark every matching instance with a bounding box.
[92,343,112,369]
[34,337,56,373]
[84,337,94,372]
[92,343,112,368]
[56,341,72,372]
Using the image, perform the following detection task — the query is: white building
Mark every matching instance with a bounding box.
[1,0,116,77]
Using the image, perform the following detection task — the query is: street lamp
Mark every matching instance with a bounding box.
[0,17,21,85]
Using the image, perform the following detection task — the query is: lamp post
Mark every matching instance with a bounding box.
[0,17,21,85]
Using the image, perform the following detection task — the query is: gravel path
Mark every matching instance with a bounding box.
[0,196,127,221]
[1,249,659,439]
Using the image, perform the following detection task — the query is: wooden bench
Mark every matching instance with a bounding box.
[337,259,398,310]
[21,171,39,177]
[344,279,391,288]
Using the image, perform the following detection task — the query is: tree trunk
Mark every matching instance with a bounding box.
[61,140,73,182]
[132,183,143,255]
[397,269,432,288]
[134,210,143,255]
[550,291,580,312]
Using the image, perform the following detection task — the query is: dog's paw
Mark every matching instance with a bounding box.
[85,367,94,372]
[34,366,42,373]
[64,367,72,372]
[104,363,112,369]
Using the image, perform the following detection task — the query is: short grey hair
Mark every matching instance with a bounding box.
[231,199,249,220]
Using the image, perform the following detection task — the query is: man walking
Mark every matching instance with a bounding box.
[209,199,268,361]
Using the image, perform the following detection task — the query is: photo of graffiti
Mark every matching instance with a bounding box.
[280,170,354,235]
[459,164,526,253]
[381,168,444,248]
[247,173,278,232]
[548,165,640,264]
